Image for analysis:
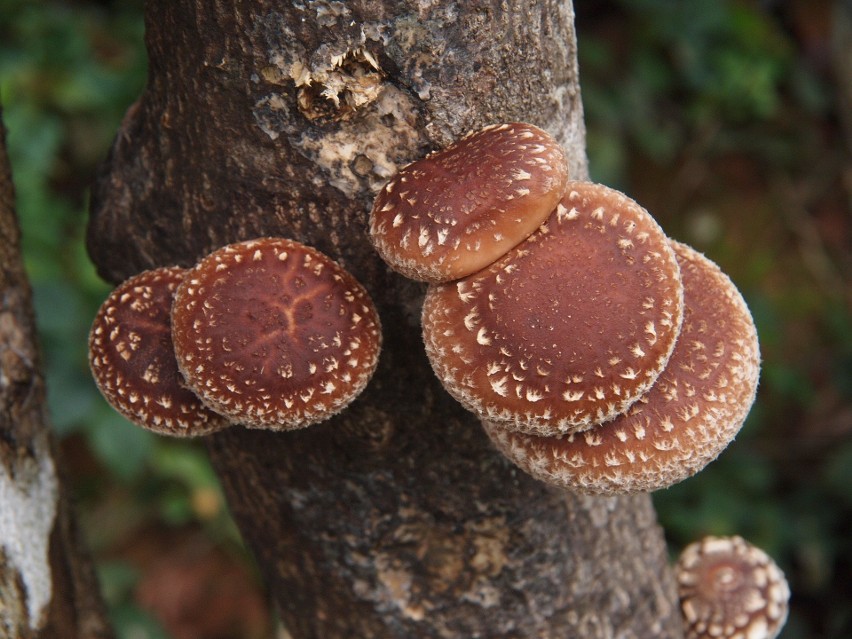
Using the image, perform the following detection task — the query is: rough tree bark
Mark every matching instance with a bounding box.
[0,111,113,638]
[88,2,683,637]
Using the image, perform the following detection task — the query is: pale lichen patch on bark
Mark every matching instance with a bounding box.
[290,46,385,122]
[374,553,425,621]
[252,94,291,141]
[297,86,423,196]
[578,493,620,528]
[249,11,425,196]
[310,0,351,28]
[467,517,509,578]
[0,433,58,631]
[251,8,390,125]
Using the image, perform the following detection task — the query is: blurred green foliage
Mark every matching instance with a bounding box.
[1,0,146,460]
[1,2,249,637]
[581,0,830,187]
[1,1,850,638]
[98,561,171,639]
[578,2,852,637]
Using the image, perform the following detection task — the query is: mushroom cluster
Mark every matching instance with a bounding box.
[369,122,760,495]
[89,238,382,436]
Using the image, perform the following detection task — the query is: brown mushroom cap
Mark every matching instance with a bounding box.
[369,122,569,283]
[423,181,684,435]
[171,238,381,430]
[88,267,230,437]
[676,536,790,639]
[482,241,760,494]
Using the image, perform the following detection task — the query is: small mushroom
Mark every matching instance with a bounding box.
[88,266,230,437]
[481,241,760,494]
[676,536,790,639]
[423,182,684,435]
[171,238,382,430]
[369,122,569,283]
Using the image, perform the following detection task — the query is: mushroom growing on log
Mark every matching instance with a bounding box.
[171,237,382,430]
[482,241,760,494]
[676,536,790,639]
[86,2,685,636]
[372,133,758,496]
[369,122,569,283]
[89,266,230,437]
[422,181,685,435]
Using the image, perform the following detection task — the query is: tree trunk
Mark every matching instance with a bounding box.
[87,2,683,637]
[0,111,113,638]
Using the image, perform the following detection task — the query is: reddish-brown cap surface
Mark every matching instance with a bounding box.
[171,238,381,430]
[676,536,790,639]
[482,241,760,494]
[369,122,569,283]
[423,181,683,435]
[88,267,230,437]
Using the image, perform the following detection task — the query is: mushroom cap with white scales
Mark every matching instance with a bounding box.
[676,536,790,639]
[369,122,569,283]
[88,266,230,437]
[171,238,382,430]
[481,240,760,494]
[423,181,684,435]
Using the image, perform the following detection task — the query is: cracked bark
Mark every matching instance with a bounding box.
[87,2,684,637]
[0,110,113,638]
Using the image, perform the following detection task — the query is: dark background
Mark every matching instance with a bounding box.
[1,1,849,637]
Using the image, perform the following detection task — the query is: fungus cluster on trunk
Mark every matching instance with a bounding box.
[89,123,758,493]
[87,121,787,638]
[89,238,381,436]
[368,122,760,497]
[364,122,787,637]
